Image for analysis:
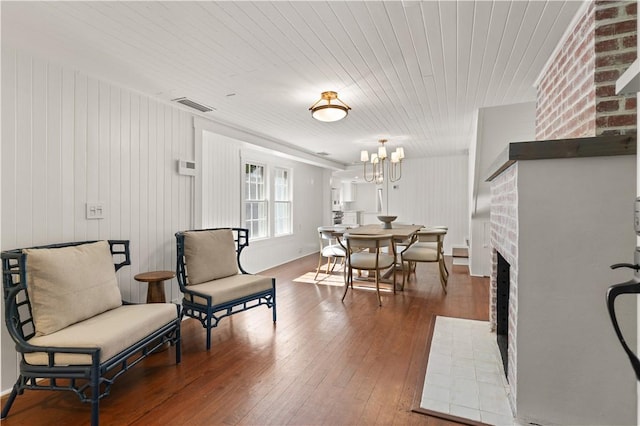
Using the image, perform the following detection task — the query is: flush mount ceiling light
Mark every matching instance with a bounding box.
[309,91,351,122]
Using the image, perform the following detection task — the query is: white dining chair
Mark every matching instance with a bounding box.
[342,233,397,306]
[400,228,448,293]
[314,226,347,280]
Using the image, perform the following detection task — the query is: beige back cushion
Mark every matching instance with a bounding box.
[183,230,239,285]
[24,241,122,337]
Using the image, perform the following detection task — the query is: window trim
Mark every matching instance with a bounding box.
[273,166,292,237]
[242,159,293,240]
[244,162,268,239]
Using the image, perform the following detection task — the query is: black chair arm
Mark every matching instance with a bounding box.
[3,284,34,344]
[234,228,250,274]
[108,240,131,272]
[4,285,100,366]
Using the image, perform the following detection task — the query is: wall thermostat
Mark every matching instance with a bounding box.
[178,159,196,176]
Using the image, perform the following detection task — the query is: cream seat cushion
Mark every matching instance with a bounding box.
[402,244,439,262]
[349,252,395,270]
[187,274,273,306]
[25,304,177,365]
[24,241,122,337]
[183,229,238,285]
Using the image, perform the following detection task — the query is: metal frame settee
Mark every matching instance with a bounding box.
[0,240,182,426]
[175,227,276,350]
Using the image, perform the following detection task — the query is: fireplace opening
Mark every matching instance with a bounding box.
[496,252,510,380]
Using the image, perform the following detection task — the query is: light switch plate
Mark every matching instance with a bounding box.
[86,202,105,220]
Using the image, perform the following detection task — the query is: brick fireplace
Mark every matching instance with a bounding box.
[488,139,636,425]
[489,163,518,407]
[486,3,637,423]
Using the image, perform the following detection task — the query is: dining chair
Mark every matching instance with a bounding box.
[412,226,449,279]
[393,222,419,270]
[314,226,347,280]
[400,228,448,293]
[342,233,397,306]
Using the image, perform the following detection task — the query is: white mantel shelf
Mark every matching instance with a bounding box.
[486,134,636,182]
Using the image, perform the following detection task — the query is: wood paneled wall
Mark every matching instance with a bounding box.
[1,48,195,304]
[387,155,469,254]
[0,48,330,393]
[201,132,242,228]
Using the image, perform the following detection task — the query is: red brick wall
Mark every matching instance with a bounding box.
[535,1,636,140]
[536,2,595,140]
[595,0,637,135]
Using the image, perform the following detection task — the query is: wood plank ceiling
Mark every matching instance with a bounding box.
[2,1,583,166]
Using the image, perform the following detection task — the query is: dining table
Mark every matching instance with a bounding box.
[341,223,423,241]
[329,223,424,282]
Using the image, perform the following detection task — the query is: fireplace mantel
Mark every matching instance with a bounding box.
[486,134,636,182]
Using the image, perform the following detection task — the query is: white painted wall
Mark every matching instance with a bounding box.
[201,132,242,228]
[194,121,332,273]
[348,155,469,255]
[469,102,535,276]
[1,48,196,393]
[236,146,327,273]
[0,48,333,395]
[1,48,197,302]
[516,155,636,425]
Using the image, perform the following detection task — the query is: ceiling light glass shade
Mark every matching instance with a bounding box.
[360,150,369,162]
[378,145,387,159]
[309,91,351,122]
[311,105,348,122]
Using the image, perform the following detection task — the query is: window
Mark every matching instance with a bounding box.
[243,161,293,239]
[274,167,291,236]
[244,163,267,238]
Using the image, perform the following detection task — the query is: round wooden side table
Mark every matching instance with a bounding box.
[134,270,175,303]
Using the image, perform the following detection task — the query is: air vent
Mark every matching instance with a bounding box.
[316,152,330,156]
[171,97,215,113]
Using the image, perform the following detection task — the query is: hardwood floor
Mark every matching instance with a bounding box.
[1,253,489,425]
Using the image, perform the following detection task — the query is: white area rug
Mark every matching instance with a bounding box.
[417,316,516,425]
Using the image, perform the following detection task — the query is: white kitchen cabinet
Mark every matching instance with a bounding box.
[342,211,362,225]
[341,182,356,202]
[331,188,341,210]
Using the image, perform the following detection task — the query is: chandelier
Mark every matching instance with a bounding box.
[360,139,405,184]
[309,91,351,122]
